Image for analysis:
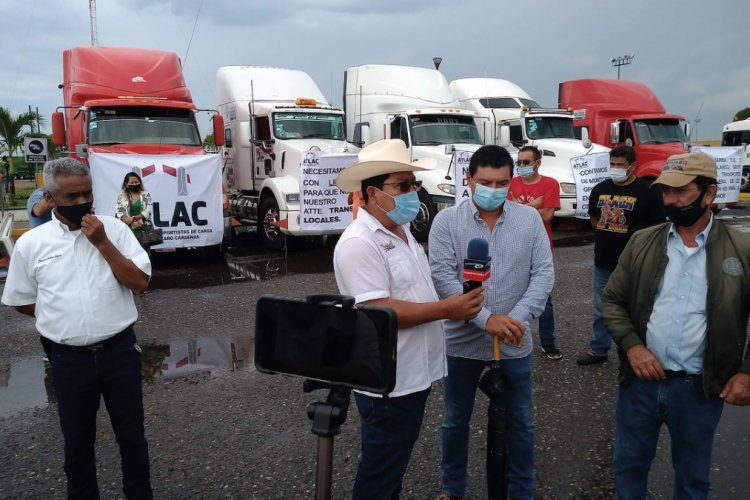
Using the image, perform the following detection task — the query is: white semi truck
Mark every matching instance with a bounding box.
[721,118,750,193]
[216,66,354,250]
[344,64,484,240]
[450,78,609,217]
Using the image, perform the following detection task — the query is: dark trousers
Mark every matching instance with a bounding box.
[352,388,431,500]
[44,327,153,500]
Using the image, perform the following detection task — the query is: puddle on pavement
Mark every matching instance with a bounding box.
[0,358,53,419]
[0,335,254,419]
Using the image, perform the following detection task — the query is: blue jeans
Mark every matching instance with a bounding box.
[590,266,613,357]
[353,388,431,500]
[538,295,555,347]
[614,377,724,500]
[441,355,534,499]
[44,327,152,500]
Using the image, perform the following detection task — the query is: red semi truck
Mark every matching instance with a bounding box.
[52,46,228,251]
[558,79,690,180]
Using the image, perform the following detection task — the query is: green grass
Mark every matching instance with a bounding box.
[2,187,35,209]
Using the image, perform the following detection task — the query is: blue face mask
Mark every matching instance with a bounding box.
[379,189,421,225]
[517,166,535,178]
[473,183,508,211]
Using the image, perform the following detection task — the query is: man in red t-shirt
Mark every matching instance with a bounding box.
[509,145,561,359]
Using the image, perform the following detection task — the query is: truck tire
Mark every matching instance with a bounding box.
[258,196,286,251]
[410,189,436,242]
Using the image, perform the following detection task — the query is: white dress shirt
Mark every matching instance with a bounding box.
[333,208,446,398]
[2,212,151,346]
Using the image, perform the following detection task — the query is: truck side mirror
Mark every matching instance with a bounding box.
[52,112,66,146]
[213,115,225,147]
[581,127,592,149]
[360,124,370,145]
[609,122,620,144]
[684,123,692,141]
[498,124,511,148]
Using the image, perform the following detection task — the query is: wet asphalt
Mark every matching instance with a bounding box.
[1,214,750,499]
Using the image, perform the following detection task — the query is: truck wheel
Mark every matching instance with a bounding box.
[258,196,286,251]
[742,167,750,193]
[410,190,436,242]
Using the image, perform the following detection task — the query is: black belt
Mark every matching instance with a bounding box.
[41,325,134,355]
[664,370,701,380]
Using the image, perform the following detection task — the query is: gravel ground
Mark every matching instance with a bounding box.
[1,242,748,499]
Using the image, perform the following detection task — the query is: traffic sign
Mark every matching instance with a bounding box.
[24,137,48,163]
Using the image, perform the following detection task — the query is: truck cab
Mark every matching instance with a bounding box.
[52,46,227,252]
[345,64,484,240]
[722,118,750,192]
[217,66,354,250]
[451,78,609,217]
[559,79,690,181]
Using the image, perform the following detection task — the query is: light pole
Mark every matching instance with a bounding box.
[433,57,442,71]
[610,54,635,80]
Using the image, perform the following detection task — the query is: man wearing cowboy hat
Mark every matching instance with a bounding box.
[602,151,750,499]
[334,139,485,500]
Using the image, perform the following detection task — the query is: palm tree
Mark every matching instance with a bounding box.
[0,107,44,195]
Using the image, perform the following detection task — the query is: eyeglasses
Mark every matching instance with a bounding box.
[515,159,537,166]
[380,180,422,193]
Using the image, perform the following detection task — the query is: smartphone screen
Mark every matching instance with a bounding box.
[254,295,398,395]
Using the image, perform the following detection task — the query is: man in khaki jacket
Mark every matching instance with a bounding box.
[602,152,750,500]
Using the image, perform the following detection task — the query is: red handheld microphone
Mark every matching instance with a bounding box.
[463,238,491,293]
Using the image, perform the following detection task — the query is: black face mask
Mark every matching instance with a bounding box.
[127,184,141,192]
[55,201,93,227]
[664,186,708,227]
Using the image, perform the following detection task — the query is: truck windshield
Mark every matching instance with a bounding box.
[722,130,750,146]
[272,112,345,140]
[408,115,482,145]
[88,107,201,146]
[633,119,688,144]
[525,116,576,140]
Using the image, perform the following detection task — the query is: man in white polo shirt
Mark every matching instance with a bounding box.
[334,140,485,499]
[2,158,153,499]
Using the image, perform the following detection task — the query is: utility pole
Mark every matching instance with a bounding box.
[89,0,99,46]
[610,54,635,80]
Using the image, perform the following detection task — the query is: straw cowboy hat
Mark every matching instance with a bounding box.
[336,139,437,193]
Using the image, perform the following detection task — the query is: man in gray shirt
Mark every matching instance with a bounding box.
[430,145,553,499]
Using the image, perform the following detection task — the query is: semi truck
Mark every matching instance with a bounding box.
[558,78,690,181]
[721,118,750,192]
[51,46,226,251]
[344,64,484,240]
[451,78,609,217]
[216,66,355,250]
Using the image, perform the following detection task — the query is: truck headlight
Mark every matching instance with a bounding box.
[437,183,455,195]
[560,183,576,194]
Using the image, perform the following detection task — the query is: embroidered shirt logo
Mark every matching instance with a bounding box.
[381,240,396,252]
[723,257,743,277]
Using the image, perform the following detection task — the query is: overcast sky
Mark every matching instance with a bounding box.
[1,0,748,145]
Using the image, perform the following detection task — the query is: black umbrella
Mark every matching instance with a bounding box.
[478,336,508,500]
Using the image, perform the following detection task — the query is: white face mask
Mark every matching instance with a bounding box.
[610,167,629,184]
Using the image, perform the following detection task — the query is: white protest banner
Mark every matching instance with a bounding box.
[453,150,474,204]
[299,150,358,231]
[570,152,610,219]
[690,146,743,204]
[89,153,223,249]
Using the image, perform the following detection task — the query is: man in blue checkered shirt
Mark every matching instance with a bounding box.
[429,145,554,500]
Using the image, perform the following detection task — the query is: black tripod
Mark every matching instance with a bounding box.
[304,380,351,500]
